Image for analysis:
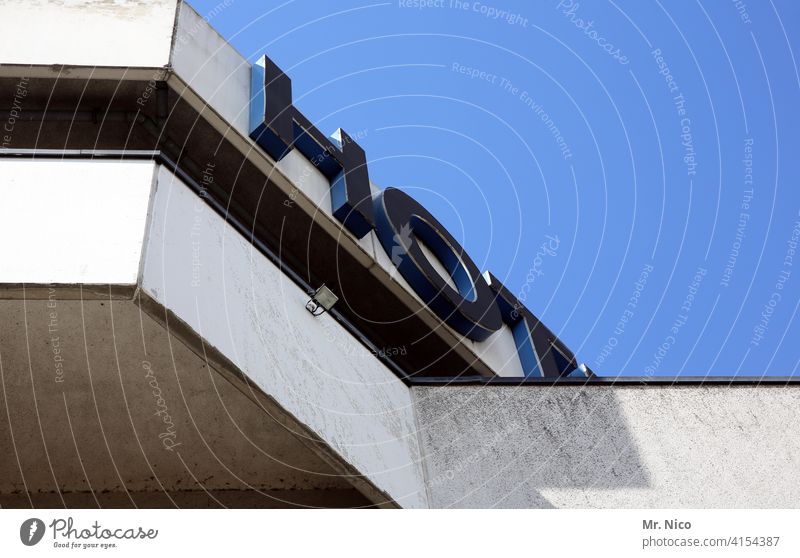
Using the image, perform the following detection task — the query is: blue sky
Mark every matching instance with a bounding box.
[188,0,800,376]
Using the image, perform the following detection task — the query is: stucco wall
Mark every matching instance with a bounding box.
[414,385,800,508]
[141,165,429,508]
[171,1,250,134]
[0,0,177,68]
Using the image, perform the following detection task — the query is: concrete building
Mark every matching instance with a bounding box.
[0,0,797,508]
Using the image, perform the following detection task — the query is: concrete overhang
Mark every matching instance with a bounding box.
[0,295,376,508]
[0,157,429,507]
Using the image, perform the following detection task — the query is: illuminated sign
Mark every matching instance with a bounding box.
[249,55,582,378]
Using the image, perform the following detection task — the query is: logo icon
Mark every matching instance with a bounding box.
[389,223,412,279]
[20,518,45,546]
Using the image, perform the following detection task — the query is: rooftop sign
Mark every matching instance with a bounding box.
[249,55,583,378]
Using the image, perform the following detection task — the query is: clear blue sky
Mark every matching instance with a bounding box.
[188,0,800,377]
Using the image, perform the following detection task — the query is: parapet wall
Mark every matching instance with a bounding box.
[413,385,800,508]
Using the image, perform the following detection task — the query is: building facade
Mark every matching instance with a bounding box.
[0,0,798,508]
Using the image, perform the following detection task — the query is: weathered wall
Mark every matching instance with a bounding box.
[0,155,797,509]
[0,158,375,508]
[0,298,369,508]
[171,1,250,134]
[141,165,429,508]
[414,385,800,508]
[0,0,177,68]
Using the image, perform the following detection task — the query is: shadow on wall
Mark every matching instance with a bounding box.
[413,385,800,508]
[413,386,650,508]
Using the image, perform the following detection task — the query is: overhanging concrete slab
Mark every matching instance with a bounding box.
[0,296,373,508]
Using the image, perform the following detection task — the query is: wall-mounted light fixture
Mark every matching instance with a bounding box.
[305,285,338,317]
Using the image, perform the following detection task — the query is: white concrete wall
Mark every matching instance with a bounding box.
[140,165,429,508]
[0,159,156,285]
[471,323,525,377]
[171,1,250,134]
[0,0,177,68]
[414,385,800,508]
